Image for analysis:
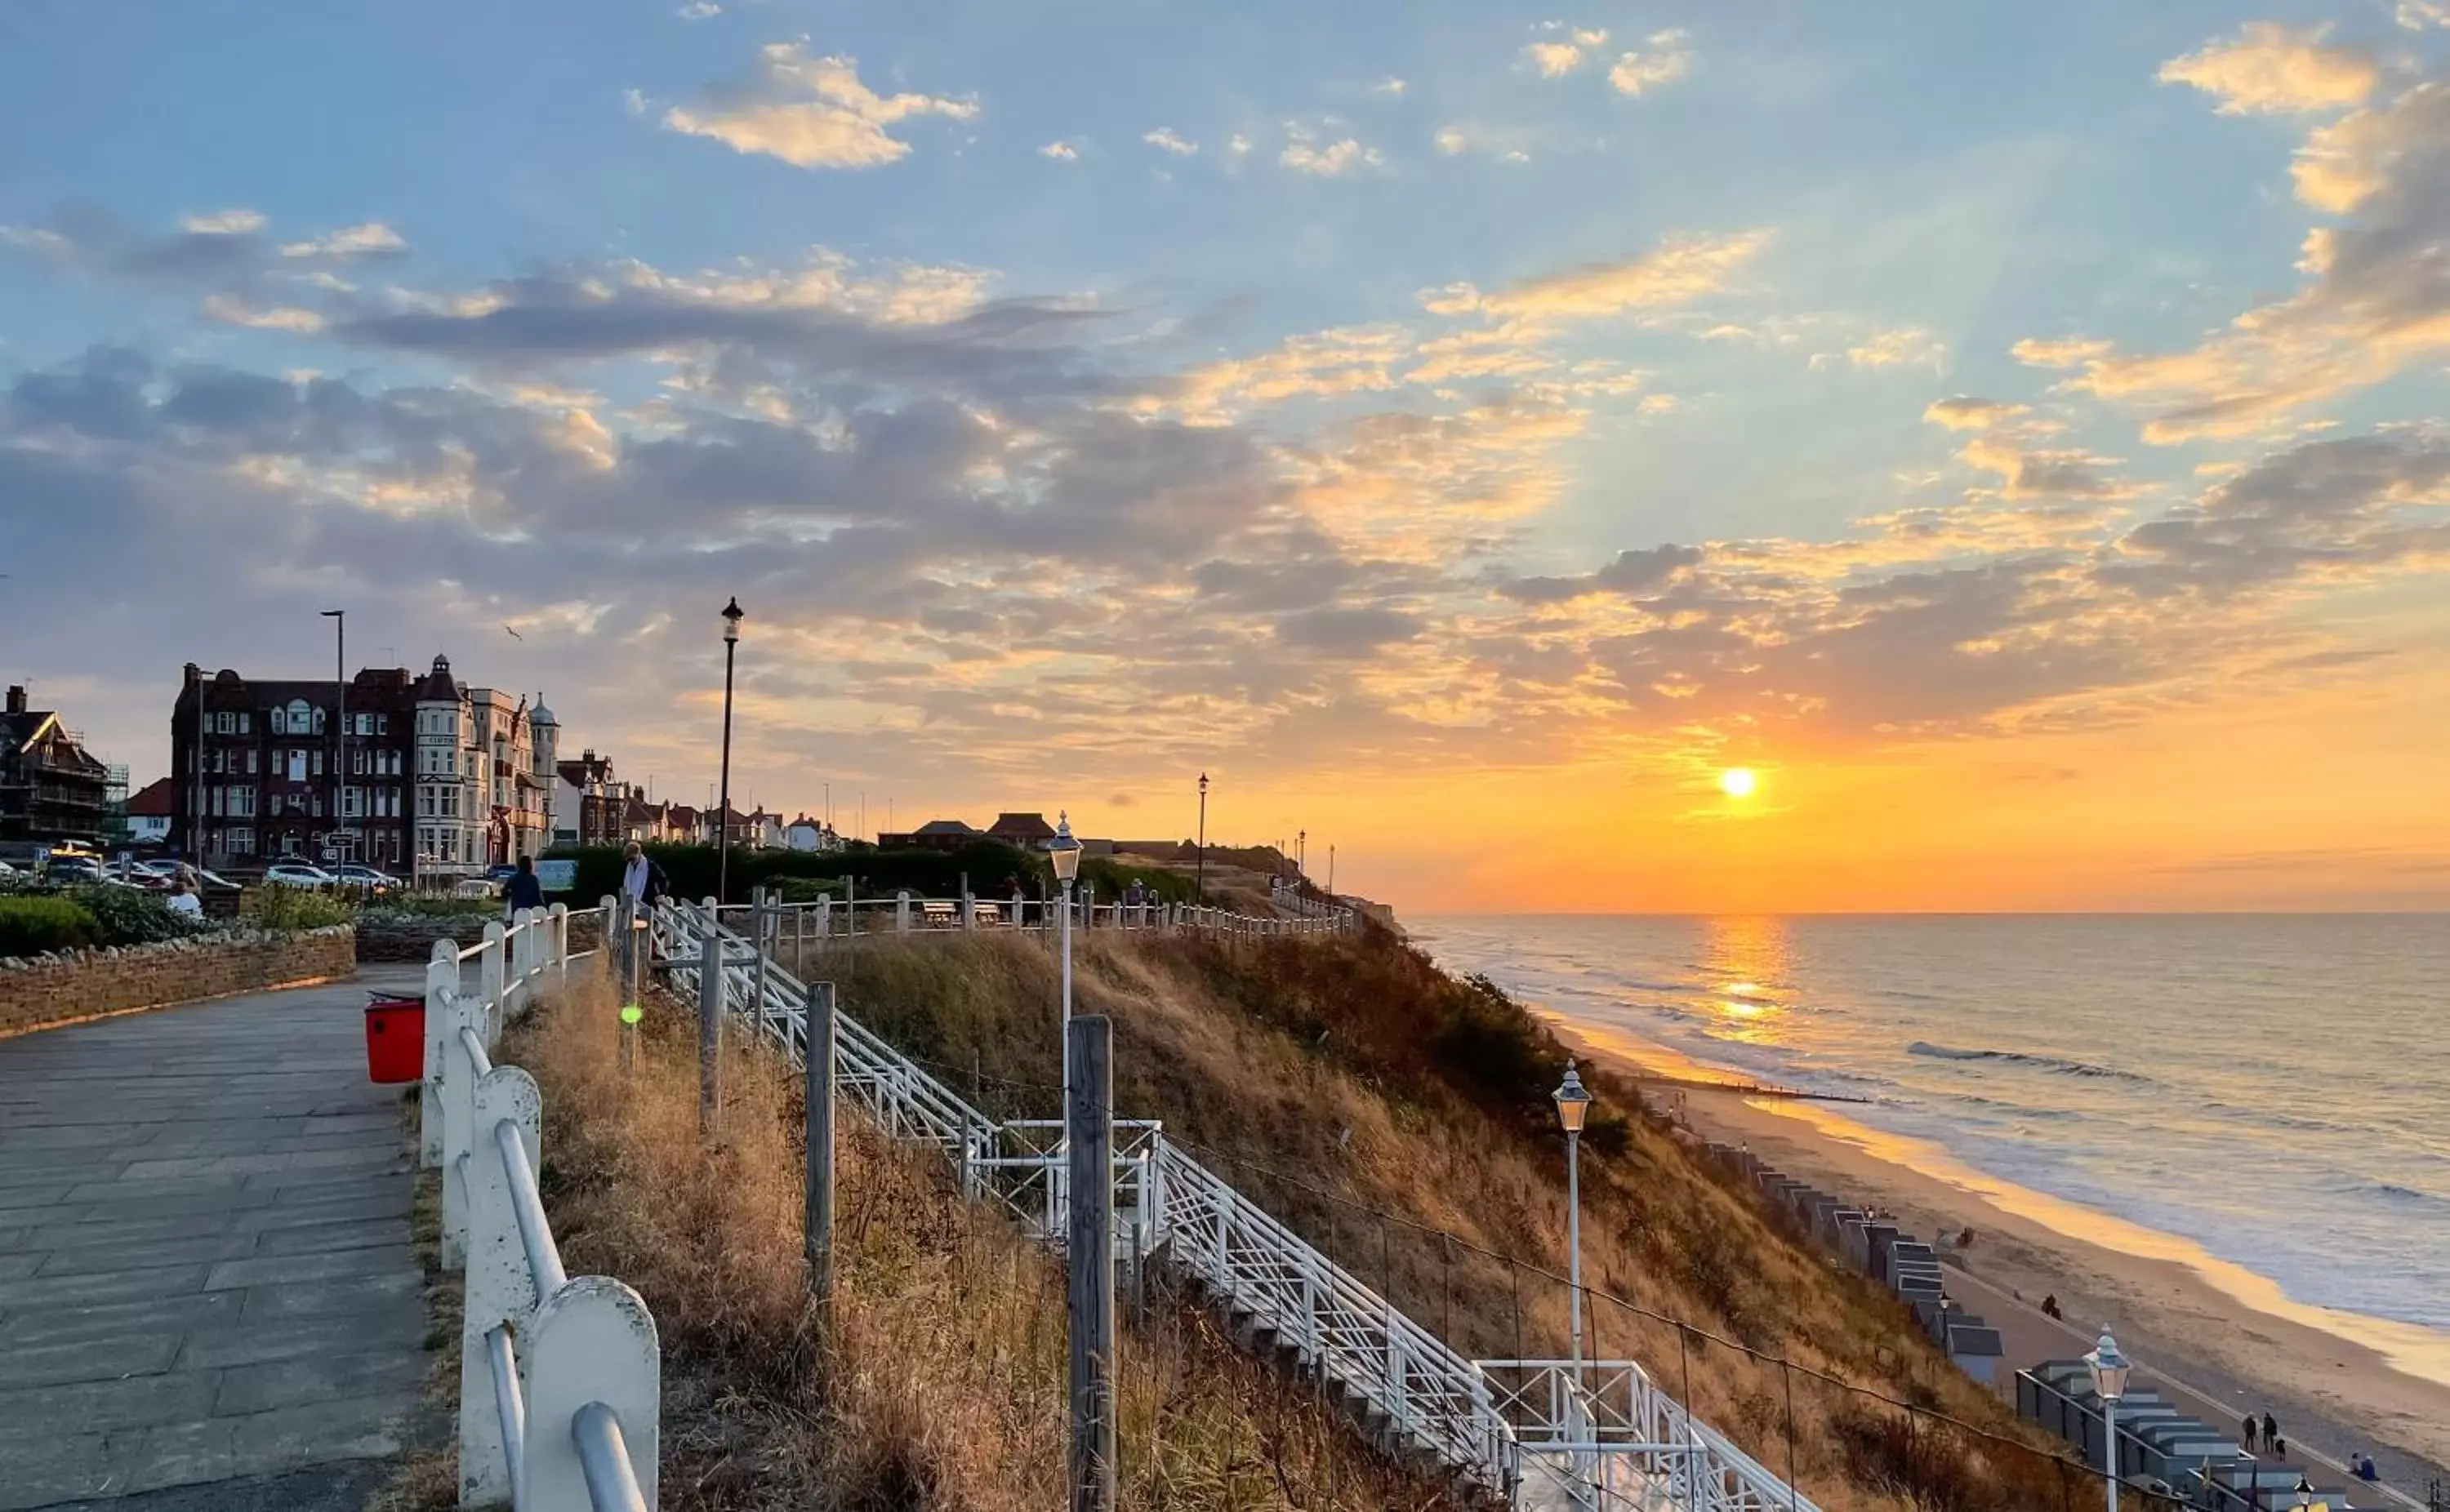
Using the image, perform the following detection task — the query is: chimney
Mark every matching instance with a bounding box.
[4,686,24,716]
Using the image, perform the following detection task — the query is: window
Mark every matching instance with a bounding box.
[245,748,259,775]
[310,749,324,778]
[343,787,363,819]
[227,827,255,856]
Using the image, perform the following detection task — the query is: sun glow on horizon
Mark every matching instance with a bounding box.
[1720,767,1758,799]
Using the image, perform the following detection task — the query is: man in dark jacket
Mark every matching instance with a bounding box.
[504,856,546,919]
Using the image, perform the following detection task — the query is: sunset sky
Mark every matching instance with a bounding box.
[2,1,2447,912]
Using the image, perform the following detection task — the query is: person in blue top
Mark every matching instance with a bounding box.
[504,855,546,919]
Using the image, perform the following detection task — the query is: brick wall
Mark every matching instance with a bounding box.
[0,927,357,1036]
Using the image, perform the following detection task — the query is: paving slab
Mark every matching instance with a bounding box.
[0,971,431,1509]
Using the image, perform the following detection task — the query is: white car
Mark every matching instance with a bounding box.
[263,863,341,889]
[328,865,402,891]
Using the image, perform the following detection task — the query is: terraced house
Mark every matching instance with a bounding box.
[0,684,109,847]
[170,655,557,880]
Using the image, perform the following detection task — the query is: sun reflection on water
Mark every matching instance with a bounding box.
[1705,917,1795,1045]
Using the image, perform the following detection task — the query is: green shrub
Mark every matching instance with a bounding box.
[0,896,100,956]
[64,885,205,947]
[247,886,358,932]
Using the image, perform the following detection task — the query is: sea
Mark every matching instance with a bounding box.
[1415,914,2450,1358]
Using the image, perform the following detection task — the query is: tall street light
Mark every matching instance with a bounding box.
[319,610,345,864]
[2086,1329,2132,1512]
[1553,1061,1592,1379]
[1297,828,1307,914]
[1048,812,1083,1089]
[716,597,743,905]
[1195,773,1209,907]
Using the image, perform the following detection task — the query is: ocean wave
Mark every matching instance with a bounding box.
[1907,1040,2153,1084]
[2348,1180,2450,1213]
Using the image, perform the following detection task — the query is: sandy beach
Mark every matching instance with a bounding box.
[1550,1013,2450,1495]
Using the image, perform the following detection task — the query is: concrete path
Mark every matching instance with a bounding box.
[0,969,433,1510]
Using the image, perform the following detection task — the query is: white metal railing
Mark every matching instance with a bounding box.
[653,902,1812,1512]
[719,890,1352,949]
[422,905,660,1512]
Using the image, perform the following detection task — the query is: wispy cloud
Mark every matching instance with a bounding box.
[1608,31,1693,96]
[1423,229,1768,320]
[1039,140,1080,161]
[1523,24,1609,78]
[1143,127,1197,156]
[662,43,977,170]
[2158,23,2376,115]
[1846,326,1944,370]
[1281,122,1383,176]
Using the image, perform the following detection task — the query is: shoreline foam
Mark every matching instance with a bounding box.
[1540,1006,2450,1479]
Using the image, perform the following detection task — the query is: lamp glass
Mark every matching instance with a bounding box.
[1048,811,1083,883]
[2085,1331,2132,1402]
[720,596,744,643]
[1553,1062,1592,1133]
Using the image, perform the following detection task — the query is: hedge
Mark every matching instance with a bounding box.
[0,896,100,957]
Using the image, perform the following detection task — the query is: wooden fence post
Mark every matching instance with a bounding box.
[1067,1015,1116,1512]
[697,898,723,1134]
[805,981,836,1326]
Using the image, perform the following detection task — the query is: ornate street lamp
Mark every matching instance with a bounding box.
[2086,1329,2132,1512]
[1195,772,1209,910]
[1049,811,1083,1087]
[716,597,743,905]
[1553,1061,1593,1378]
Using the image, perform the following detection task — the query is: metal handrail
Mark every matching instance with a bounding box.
[574,1401,652,1512]
[500,1116,568,1295]
[424,907,661,1511]
[487,1324,526,1488]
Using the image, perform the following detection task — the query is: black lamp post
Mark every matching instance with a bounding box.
[319,609,345,865]
[716,597,743,905]
[1195,772,1209,904]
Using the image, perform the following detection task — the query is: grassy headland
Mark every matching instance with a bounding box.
[826,923,2099,1511]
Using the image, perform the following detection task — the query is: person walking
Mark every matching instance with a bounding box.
[2262,1413,2278,1455]
[503,855,545,921]
[621,842,667,908]
[2242,1413,2258,1452]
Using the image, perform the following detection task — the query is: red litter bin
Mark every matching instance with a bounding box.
[364,991,426,1084]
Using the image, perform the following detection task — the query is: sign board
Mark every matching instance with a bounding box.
[320,847,340,863]
[536,859,580,894]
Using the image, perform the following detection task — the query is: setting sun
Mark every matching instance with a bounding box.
[1720,767,1758,799]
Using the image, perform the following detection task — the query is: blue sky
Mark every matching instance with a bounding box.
[3,1,2447,905]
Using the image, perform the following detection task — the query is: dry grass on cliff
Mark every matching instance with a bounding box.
[505,970,1468,1512]
[831,929,2096,1512]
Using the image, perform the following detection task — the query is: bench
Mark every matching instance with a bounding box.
[921,900,960,927]
[973,902,1004,926]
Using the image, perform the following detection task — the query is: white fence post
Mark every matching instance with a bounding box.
[519,1277,662,1512]
[439,985,474,1270]
[421,939,456,1169]
[815,893,831,946]
[895,891,911,932]
[458,1065,543,1507]
[550,901,570,988]
[480,921,506,1046]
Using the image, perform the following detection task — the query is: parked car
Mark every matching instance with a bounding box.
[263,863,341,889]
[44,856,104,884]
[453,878,501,901]
[194,868,241,892]
[328,865,401,892]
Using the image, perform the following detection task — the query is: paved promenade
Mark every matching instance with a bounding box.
[0,969,431,1510]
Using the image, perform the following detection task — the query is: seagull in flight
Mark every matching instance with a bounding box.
[503,625,523,641]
